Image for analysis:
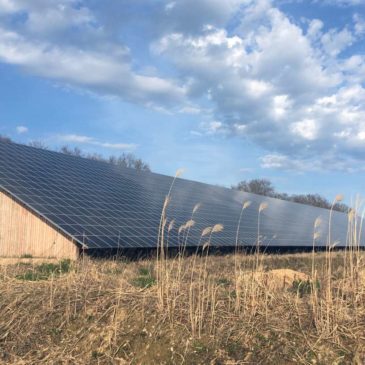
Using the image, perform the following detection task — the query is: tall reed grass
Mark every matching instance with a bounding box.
[154,171,365,348]
[1,174,364,363]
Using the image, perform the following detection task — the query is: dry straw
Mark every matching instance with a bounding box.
[259,202,268,212]
[178,224,186,235]
[185,219,195,229]
[243,200,251,209]
[314,216,322,228]
[193,203,201,214]
[3,191,365,363]
[175,168,185,178]
[335,194,344,202]
[201,227,212,237]
[168,219,175,232]
[212,224,224,233]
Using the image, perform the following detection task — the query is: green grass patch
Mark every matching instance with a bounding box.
[226,340,247,358]
[133,267,156,288]
[133,276,156,288]
[192,340,209,354]
[217,277,231,287]
[291,279,320,297]
[138,267,151,276]
[16,259,72,281]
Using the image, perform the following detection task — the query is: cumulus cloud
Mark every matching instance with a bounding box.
[319,0,364,6]
[1,0,365,172]
[153,0,365,171]
[0,0,18,13]
[0,1,186,107]
[321,28,355,57]
[260,153,365,173]
[0,27,186,106]
[353,13,365,35]
[161,0,245,34]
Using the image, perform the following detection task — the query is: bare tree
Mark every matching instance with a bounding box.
[86,152,104,161]
[233,179,275,197]
[59,146,150,172]
[0,135,12,143]
[290,194,331,209]
[60,145,83,156]
[111,153,150,171]
[233,178,348,213]
[28,140,48,149]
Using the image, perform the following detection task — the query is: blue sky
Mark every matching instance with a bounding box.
[0,0,365,202]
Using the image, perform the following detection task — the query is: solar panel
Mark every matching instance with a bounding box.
[0,140,354,250]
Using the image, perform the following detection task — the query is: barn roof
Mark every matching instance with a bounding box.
[0,140,351,249]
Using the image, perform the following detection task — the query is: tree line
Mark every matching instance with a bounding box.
[0,135,150,172]
[232,179,349,213]
[58,145,150,171]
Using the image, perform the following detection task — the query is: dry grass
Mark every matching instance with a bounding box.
[1,177,364,364]
[0,251,365,364]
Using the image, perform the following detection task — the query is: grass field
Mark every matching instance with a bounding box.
[1,250,365,365]
[1,189,364,364]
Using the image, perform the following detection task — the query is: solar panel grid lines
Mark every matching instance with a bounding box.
[0,191,331,230]
[0,161,342,220]
[0,170,340,225]
[0,140,353,250]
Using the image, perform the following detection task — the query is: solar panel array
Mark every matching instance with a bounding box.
[0,140,352,250]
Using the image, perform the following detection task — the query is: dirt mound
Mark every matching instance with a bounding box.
[242,269,309,289]
[268,269,309,287]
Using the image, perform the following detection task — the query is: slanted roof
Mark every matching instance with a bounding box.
[0,141,350,249]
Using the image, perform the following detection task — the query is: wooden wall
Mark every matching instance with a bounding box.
[0,191,79,259]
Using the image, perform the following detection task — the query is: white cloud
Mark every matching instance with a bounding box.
[0,27,186,106]
[321,28,354,57]
[0,0,187,108]
[0,0,95,33]
[160,0,246,34]
[261,154,290,169]
[178,106,202,114]
[57,134,137,150]
[201,120,230,135]
[0,0,18,13]
[290,119,318,140]
[25,3,94,35]
[306,19,323,40]
[354,13,365,35]
[153,0,365,171]
[1,0,365,172]
[260,153,364,173]
[59,134,94,143]
[271,94,291,120]
[245,79,273,98]
[16,125,28,134]
[320,0,364,5]
[99,142,137,149]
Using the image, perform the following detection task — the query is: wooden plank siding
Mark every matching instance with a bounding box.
[0,191,79,259]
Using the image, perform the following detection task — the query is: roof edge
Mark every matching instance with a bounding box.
[0,185,87,249]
